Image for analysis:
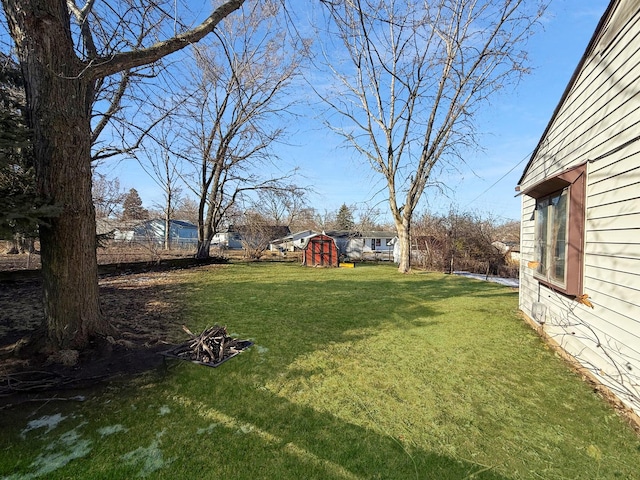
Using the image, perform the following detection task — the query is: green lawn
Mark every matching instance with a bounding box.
[1,263,639,479]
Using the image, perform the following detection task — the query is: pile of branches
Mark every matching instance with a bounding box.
[170,325,248,365]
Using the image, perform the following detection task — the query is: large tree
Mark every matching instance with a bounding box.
[320,0,545,272]
[143,122,186,250]
[0,0,245,351]
[251,187,309,227]
[175,0,306,258]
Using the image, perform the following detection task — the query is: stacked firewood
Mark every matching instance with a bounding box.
[174,325,246,365]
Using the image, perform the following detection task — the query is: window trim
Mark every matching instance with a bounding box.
[524,163,586,297]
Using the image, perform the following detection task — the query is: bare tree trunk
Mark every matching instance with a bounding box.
[395,217,411,274]
[164,216,171,250]
[320,0,545,277]
[163,180,171,250]
[3,0,105,349]
[196,201,215,259]
[36,82,105,350]
[196,198,214,259]
[196,238,212,259]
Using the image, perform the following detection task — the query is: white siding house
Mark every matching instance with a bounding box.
[327,230,395,260]
[269,230,316,252]
[517,0,640,415]
[132,219,198,247]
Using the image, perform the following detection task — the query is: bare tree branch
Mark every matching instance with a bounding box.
[319,0,546,272]
[149,0,307,258]
[87,0,246,79]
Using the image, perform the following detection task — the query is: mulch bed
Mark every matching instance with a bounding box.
[0,263,222,407]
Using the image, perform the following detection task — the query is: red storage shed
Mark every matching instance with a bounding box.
[303,234,339,267]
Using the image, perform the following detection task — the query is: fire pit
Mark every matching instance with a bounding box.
[160,325,253,368]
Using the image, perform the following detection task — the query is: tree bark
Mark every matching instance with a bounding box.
[196,238,212,259]
[2,0,105,349]
[164,197,171,251]
[196,199,212,259]
[395,217,411,274]
[196,208,217,259]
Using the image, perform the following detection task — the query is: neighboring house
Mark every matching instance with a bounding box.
[517,0,640,415]
[269,230,316,252]
[326,230,396,260]
[324,230,360,259]
[213,224,291,250]
[132,219,198,247]
[505,242,520,263]
[269,229,396,260]
[96,218,136,241]
[97,218,198,246]
[212,226,243,249]
[491,241,520,264]
[360,231,396,255]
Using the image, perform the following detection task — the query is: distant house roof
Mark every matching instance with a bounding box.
[232,225,290,239]
[324,230,354,238]
[270,229,316,245]
[359,231,395,238]
[166,219,197,228]
[324,230,395,239]
[95,218,141,235]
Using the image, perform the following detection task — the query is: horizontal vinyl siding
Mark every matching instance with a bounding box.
[521,13,640,188]
[531,284,640,408]
[585,238,640,260]
[588,150,640,188]
[518,196,538,313]
[519,6,640,413]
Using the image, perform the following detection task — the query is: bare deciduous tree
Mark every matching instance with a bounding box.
[172,197,200,226]
[320,0,545,273]
[175,0,307,258]
[92,173,125,219]
[355,204,386,232]
[237,211,287,259]
[252,188,309,227]
[138,121,186,250]
[1,0,245,350]
[289,206,325,232]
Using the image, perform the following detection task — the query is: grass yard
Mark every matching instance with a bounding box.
[1,263,639,479]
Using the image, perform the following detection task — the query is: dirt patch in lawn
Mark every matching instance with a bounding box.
[0,264,219,406]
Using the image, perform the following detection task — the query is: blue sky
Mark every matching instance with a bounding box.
[105,0,610,224]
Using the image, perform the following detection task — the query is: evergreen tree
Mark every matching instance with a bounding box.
[0,53,58,242]
[335,203,355,231]
[121,188,149,221]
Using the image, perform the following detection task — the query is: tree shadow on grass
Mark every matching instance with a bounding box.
[127,266,520,479]
[179,267,519,368]
[155,366,514,480]
[0,265,620,479]
[0,369,513,479]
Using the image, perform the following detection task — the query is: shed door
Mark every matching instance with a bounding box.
[313,239,333,266]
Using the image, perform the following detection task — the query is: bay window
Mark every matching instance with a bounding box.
[524,163,586,297]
